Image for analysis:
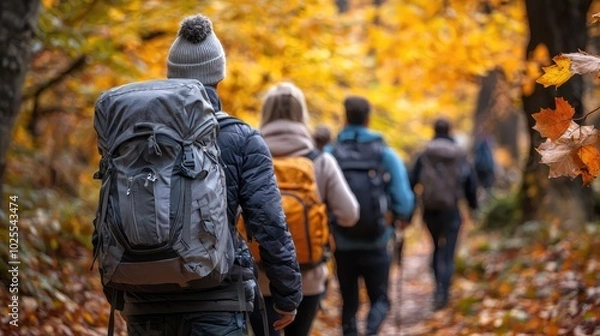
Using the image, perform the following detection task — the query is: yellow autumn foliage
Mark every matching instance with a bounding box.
[8,0,527,213]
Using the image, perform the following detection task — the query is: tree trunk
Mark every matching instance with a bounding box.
[520,0,595,222]
[473,69,502,137]
[0,0,40,197]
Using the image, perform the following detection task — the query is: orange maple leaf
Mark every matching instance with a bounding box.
[578,144,600,176]
[532,97,576,141]
[536,55,574,88]
[580,171,596,186]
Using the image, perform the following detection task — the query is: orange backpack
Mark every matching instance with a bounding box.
[238,151,331,270]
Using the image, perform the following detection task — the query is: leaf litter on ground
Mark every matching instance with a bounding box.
[1,209,599,335]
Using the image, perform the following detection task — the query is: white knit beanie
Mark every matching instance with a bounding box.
[167,14,226,85]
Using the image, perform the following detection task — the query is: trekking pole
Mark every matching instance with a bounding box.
[394,227,404,329]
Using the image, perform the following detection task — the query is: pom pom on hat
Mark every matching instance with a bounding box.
[178,15,213,44]
[167,14,226,85]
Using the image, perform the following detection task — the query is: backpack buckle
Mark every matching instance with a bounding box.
[182,147,196,169]
[180,145,208,179]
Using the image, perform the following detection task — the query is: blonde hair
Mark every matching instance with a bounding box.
[260,82,309,127]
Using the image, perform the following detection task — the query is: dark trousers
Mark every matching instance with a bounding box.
[126,311,246,336]
[249,293,321,336]
[423,208,461,300]
[335,248,391,336]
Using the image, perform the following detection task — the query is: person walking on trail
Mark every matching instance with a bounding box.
[248,82,360,336]
[312,124,333,151]
[327,95,415,336]
[473,133,496,205]
[408,117,478,311]
[95,14,303,336]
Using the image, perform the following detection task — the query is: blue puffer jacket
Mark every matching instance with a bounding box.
[326,125,415,250]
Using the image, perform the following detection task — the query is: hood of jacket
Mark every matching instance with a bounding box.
[336,125,384,144]
[424,136,464,161]
[260,119,315,157]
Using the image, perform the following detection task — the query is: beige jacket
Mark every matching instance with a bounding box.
[258,119,359,296]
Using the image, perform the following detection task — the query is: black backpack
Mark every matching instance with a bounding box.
[331,137,390,240]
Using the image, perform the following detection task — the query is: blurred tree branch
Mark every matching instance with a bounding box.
[23,55,88,136]
[0,0,40,197]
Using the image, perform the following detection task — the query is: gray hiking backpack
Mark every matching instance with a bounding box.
[92,78,233,293]
[419,138,465,211]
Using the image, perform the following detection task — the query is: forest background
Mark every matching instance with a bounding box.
[1,0,600,335]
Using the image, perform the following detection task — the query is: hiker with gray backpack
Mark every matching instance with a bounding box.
[91,14,302,336]
[409,117,478,311]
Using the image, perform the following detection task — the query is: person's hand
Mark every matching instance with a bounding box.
[273,308,296,331]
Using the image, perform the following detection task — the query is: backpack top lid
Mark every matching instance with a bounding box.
[419,137,465,211]
[423,137,464,162]
[94,78,216,155]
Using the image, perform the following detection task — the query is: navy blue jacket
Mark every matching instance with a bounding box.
[209,88,302,313]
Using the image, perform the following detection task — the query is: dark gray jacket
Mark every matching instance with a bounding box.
[409,135,478,213]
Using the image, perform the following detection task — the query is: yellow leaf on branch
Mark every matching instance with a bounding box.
[536,55,574,88]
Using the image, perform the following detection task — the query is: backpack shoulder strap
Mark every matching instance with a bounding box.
[305,149,322,161]
[216,112,247,130]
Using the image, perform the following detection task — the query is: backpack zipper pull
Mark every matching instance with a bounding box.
[147,134,163,156]
[127,176,133,195]
[145,172,157,187]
